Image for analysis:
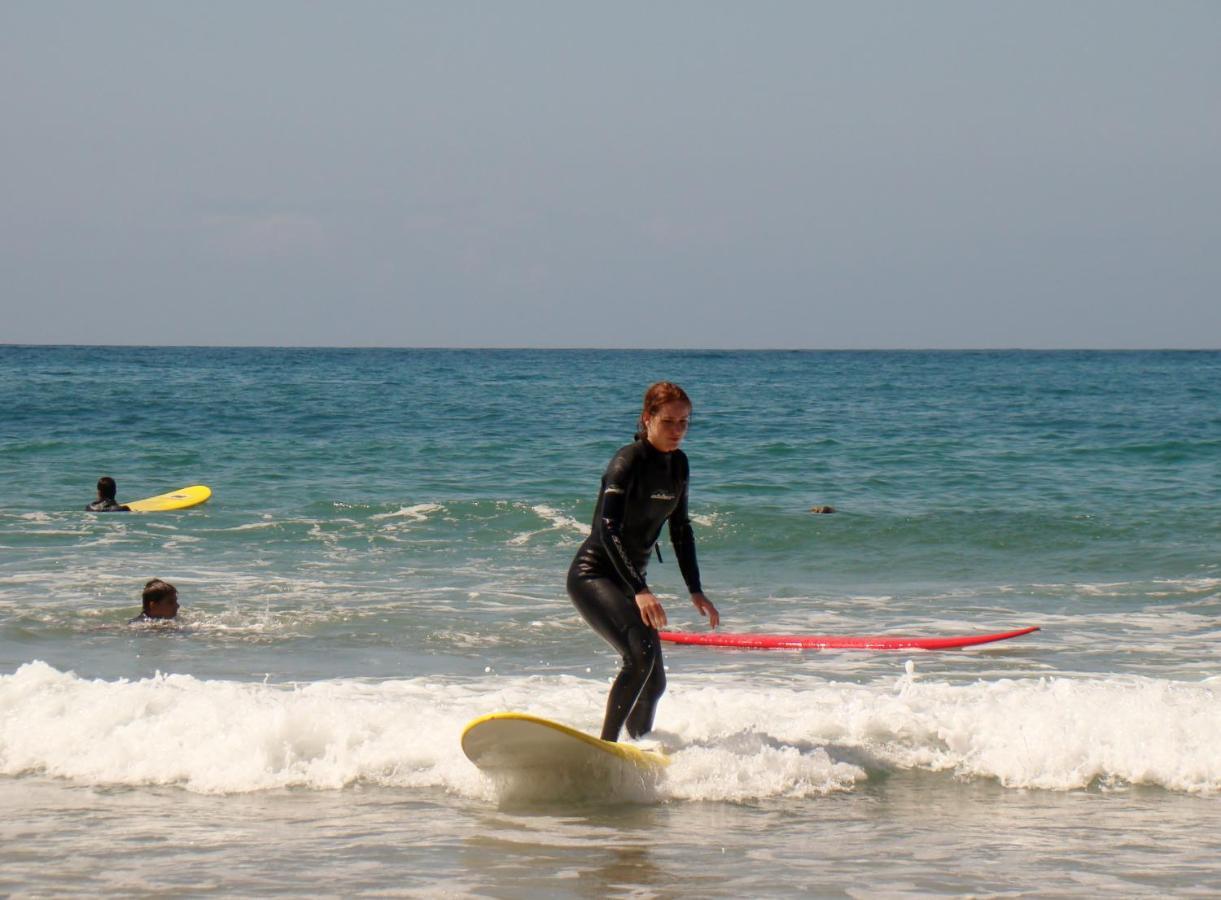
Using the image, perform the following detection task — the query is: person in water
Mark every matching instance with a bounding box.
[86,476,130,512]
[129,579,179,623]
[567,381,719,742]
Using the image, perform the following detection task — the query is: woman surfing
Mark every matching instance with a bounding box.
[567,381,719,742]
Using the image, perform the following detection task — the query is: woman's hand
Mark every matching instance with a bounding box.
[691,592,719,628]
[635,591,668,630]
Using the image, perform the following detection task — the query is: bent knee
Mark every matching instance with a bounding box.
[646,664,666,699]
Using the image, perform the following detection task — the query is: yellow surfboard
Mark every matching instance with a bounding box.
[461,712,669,775]
[126,484,212,512]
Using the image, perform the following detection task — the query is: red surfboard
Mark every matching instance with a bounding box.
[658,625,1039,651]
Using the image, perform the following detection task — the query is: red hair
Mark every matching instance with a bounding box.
[635,381,691,439]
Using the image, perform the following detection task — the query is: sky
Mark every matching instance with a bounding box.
[3,1,1219,348]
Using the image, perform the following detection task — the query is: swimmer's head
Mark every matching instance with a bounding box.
[97,476,118,500]
[142,579,179,619]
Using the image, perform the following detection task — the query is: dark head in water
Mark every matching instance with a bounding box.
[97,476,118,501]
[141,579,180,619]
[86,475,130,512]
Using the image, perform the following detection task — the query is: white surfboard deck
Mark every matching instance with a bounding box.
[461,712,669,775]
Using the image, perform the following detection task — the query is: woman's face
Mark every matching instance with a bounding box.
[644,401,691,452]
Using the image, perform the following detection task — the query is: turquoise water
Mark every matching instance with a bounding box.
[2,347,1219,895]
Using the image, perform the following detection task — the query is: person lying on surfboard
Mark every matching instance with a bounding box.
[128,578,180,623]
[85,476,131,512]
[567,381,719,742]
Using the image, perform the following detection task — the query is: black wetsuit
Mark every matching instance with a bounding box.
[86,498,130,512]
[567,438,702,741]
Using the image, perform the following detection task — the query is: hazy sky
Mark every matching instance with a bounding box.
[3,1,1219,348]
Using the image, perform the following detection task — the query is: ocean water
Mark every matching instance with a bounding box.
[1,346,1218,897]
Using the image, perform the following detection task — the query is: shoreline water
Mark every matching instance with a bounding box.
[5,772,1220,896]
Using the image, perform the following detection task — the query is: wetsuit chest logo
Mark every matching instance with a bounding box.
[650,491,676,501]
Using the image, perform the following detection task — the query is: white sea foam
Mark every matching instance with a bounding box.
[161,535,204,548]
[1023,578,1221,602]
[17,512,55,524]
[533,504,588,534]
[371,504,444,522]
[666,670,1221,795]
[507,504,588,545]
[1,662,1217,799]
[0,661,487,797]
[1153,576,1221,592]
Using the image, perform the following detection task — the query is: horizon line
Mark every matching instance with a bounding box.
[3,343,1219,353]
